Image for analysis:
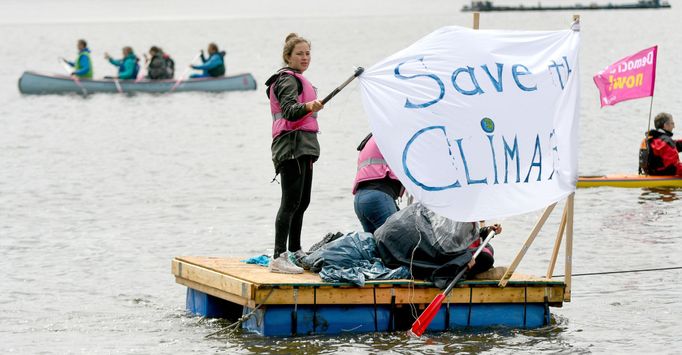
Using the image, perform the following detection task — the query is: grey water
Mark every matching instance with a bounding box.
[1,0,681,353]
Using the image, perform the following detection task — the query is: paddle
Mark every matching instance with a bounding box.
[170,52,202,92]
[59,57,88,96]
[320,66,364,105]
[409,230,496,337]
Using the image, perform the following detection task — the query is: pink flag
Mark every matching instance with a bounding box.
[593,46,657,107]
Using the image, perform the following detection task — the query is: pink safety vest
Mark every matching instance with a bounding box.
[468,237,494,257]
[352,136,401,194]
[269,70,319,139]
[468,223,493,257]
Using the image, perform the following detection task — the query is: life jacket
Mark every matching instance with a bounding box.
[118,54,140,79]
[352,136,400,194]
[132,57,140,79]
[269,70,319,139]
[207,52,225,77]
[468,227,494,257]
[645,129,679,175]
[75,49,93,79]
[468,239,493,256]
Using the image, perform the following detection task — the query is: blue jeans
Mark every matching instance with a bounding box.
[354,188,398,233]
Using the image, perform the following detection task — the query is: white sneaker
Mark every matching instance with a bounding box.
[268,253,304,274]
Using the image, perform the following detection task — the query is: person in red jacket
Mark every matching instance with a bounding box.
[645,112,682,176]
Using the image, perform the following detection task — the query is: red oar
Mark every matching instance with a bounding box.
[409,230,496,337]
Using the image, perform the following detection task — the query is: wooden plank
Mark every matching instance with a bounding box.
[175,256,428,287]
[175,257,558,287]
[172,256,565,307]
[173,259,254,300]
[564,193,574,301]
[175,277,249,306]
[471,286,525,303]
[544,286,563,303]
[499,203,557,287]
[546,205,568,278]
[251,284,565,305]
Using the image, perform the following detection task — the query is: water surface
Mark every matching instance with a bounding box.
[1,1,681,353]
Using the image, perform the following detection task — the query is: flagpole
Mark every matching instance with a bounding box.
[646,95,654,133]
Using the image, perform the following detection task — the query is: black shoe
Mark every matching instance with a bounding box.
[308,232,344,253]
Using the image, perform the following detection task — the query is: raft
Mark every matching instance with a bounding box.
[577,174,682,188]
[17,70,257,95]
[172,257,567,336]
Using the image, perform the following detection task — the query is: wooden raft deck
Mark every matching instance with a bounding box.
[172,256,566,309]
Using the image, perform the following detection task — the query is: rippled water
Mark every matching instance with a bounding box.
[1,1,681,353]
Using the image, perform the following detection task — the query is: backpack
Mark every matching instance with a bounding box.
[164,55,175,79]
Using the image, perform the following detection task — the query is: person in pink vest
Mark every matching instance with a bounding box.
[353,133,404,233]
[264,33,324,274]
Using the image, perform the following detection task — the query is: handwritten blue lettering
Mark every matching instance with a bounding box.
[402,126,461,191]
[481,63,504,92]
[452,66,485,95]
[503,136,521,183]
[511,64,537,91]
[524,134,542,182]
[394,57,445,108]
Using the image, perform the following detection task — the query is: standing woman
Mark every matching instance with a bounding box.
[265,33,324,274]
[353,133,404,233]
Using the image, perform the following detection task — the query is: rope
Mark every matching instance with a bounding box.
[553,266,682,278]
[407,222,423,320]
[204,288,275,338]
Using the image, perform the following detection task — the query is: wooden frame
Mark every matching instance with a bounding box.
[497,193,574,302]
[473,13,578,302]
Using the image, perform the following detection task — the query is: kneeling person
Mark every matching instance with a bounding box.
[353,133,404,233]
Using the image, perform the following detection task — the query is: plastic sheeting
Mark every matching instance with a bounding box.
[301,231,410,286]
[374,203,480,288]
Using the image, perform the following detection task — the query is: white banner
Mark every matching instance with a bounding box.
[358,26,580,221]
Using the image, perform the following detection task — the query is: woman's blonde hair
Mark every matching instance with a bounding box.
[282,33,311,65]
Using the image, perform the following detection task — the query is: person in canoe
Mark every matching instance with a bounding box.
[352,133,404,234]
[104,47,140,80]
[144,46,174,80]
[189,43,225,78]
[265,33,324,274]
[641,112,682,176]
[62,39,93,79]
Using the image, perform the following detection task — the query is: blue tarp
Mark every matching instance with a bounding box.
[301,231,410,286]
[241,255,270,267]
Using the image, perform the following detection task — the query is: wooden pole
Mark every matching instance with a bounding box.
[498,202,557,287]
[564,193,575,301]
[546,200,568,279]
[473,12,480,29]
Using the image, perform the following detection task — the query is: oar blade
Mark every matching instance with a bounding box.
[410,293,445,337]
